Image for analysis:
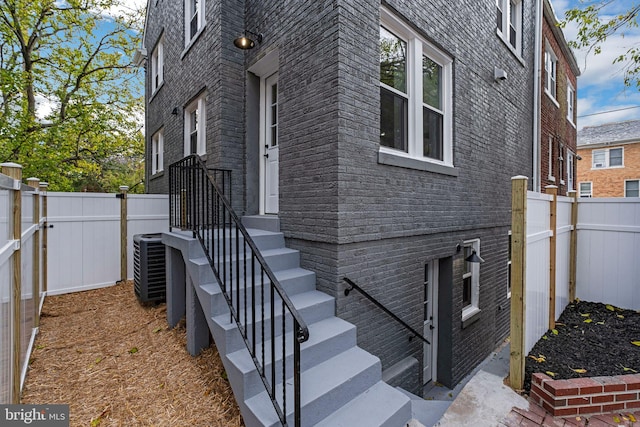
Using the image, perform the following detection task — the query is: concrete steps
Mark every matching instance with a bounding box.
[163,217,413,426]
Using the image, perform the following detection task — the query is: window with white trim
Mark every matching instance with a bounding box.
[184,94,206,156]
[379,8,453,167]
[496,0,522,53]
[507,232,512,298]
[579,182,592,198]
[625,180,639,197]
[567,82,576,125]
[151,128,164,175]
[544,43,557,100]
[592,147,623,169]
[567,149,575,192]
[151,36,164,94]
[185,0,205,45]
[547,135,555,181]
[462,239,481,321]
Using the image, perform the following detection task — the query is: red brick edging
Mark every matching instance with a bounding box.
[530,373,640,417]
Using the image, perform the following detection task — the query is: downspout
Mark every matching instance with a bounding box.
[532,0,543,191]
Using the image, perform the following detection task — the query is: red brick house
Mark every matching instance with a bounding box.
[539,0,580,194]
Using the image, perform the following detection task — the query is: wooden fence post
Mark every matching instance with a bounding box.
[545,185,558,329]
[568,190,577,302]
[40,183,48,294]
[2,162,22,404]
[510,176,528,391]
[27,178,40,328]
[119,186,128,283]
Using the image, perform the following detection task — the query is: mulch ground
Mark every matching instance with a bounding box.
[524,300,640,392]
[21,281,244,427]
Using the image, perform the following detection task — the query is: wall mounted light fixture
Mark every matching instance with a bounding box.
[234,30,263,50]
[456,244,485,263]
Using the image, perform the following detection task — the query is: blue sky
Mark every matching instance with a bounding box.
[551,0,640,129]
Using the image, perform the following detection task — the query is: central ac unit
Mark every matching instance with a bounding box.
[133,233,166,303]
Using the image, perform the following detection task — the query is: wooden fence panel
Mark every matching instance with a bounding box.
[576,198,640,310]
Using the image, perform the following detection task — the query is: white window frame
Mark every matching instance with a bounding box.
[625,180,640,198]
[151,128,164,175]
[592,147,623,169]
[567,81,576,126]
[184,0,205,46]
[462,239,481,322]
[184,94,206,156]
[507,231,512,299]
[151,36,164,94]
[496,0,522,54]
[547,135,555,182]
[544,42,558,102]
[567,149,575,192]
[379,7,453,169]
[579,181,592,198]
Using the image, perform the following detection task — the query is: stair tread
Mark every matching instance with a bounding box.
[245,347,381,425]
[226,316,357,375]
[314,381,412,427]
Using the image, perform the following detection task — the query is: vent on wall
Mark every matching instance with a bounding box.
[134,233,166,303]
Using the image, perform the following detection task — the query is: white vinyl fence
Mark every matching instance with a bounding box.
[0,164,169,404]
[510,176,640,389]
[575,198,640,309]
[46,192,169,295]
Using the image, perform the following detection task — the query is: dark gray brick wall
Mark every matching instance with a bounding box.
[144,0,535,395]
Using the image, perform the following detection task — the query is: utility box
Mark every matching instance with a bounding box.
[133,233,166,303]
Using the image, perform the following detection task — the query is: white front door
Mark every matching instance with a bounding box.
[423,261,438,384]
[263,73,279,214]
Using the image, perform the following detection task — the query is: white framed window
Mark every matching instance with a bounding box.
[544,43,557,101]
[379,8,453,169]
[496,0,522,53]
[462,239,481,321]
[185,0,205,45]
[579,182,592,198]
[151,36,164,94]
[151,128,164,175]
[184,94,206,156]
[567,82,576,126]
[625,180,639,197]
[547,135,555,182]
[592,147,623,169]
[567,149,575,192]
[507,231,512,299]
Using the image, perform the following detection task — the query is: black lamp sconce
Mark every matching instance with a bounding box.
[234,30,263,50]
[456,244,485,264]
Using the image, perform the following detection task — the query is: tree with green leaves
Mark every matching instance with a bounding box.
[0,0,145,192]
[562,1,640,88]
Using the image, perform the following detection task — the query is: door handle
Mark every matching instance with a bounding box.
[429,325,435,330]
[264,153,269,158]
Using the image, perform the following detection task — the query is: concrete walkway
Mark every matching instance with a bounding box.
[432,341,530,426]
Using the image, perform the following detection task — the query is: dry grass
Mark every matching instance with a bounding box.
[21,281,243,427]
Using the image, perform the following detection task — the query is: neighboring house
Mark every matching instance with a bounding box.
[140,0,536,402]
[539,0,580,194]
[577,120,640,198]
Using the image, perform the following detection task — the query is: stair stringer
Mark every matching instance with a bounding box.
[162,229,413,427]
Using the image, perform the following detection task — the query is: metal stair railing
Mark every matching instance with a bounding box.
[169,155,309,427]
[343,277,430,345]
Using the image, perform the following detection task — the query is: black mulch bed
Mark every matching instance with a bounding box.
[524,301,640,392]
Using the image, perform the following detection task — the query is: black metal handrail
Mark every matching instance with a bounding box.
[169,155,309,427]
[343,277,430,345]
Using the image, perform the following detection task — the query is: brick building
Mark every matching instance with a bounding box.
[577,120,640,198]
[538,0,580,194]
[140,0,538,409]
